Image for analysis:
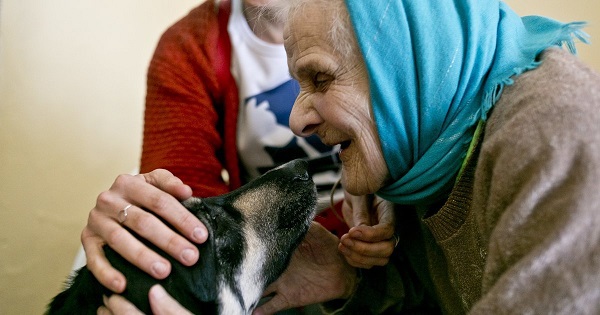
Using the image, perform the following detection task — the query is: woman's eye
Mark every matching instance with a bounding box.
[312,72,332,91]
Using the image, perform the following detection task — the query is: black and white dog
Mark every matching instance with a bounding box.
[47,159,317,315]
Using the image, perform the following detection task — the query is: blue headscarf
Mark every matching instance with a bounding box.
[344,0,588,205]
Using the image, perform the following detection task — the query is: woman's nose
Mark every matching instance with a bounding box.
[289,97,322,137]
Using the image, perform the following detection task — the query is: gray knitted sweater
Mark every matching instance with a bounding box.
[327,48,600,314]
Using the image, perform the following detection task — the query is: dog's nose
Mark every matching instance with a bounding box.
[294,171,310,181]
[288,159,310,181]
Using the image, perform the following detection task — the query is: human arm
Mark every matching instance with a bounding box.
[468,50,600,314]
[339,192,396,269]
[140,1,238,196]
[82,3,233,293]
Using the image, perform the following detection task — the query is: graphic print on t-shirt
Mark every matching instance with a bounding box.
[237,79,336,179]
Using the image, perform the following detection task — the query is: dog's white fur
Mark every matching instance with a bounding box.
[219,228,267,315]
[217,185,280,314]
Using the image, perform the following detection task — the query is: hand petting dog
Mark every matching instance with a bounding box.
[81,169,206,293]
[51,160,319,314]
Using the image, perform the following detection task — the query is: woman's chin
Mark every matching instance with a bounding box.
[341,170,379,196]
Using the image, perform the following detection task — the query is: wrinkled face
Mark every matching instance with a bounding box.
[284,1,390,195]
[242,0,277,6]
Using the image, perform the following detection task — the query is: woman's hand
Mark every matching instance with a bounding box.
[253,222,358,315]
[81,169,208,293]
[97,284,192,315]
[339,192,396,269]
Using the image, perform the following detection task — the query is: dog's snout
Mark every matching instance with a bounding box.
[294,171,310,181]
[287,160,310,181]
[289,159,308,170]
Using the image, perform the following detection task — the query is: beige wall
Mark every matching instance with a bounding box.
[505,0,600,71]
[0,1,199,314]
[0,0,598,314]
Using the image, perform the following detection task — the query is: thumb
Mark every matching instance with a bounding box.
[352,194,375,227]
[253,295,289,315]
[149,284,192,315]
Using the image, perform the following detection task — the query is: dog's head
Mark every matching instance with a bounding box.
[182,159,317,314]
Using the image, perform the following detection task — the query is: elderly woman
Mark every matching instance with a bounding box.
[100,0,600,314]
[258,0,600,314]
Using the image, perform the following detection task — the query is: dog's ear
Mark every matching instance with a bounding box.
[180,198,218,302]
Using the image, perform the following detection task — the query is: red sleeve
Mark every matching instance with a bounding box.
[140,3,229,197]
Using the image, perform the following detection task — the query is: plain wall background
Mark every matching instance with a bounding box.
[0,1,199,313]
[0,0,599,314]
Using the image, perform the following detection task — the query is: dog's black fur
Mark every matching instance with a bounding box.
[47,160,317,315]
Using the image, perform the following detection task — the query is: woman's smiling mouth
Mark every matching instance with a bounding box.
[338,140,351,157]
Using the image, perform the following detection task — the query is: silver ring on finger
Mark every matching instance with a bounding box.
[118,204,132,224]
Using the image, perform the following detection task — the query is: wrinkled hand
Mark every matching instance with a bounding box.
[97,284,192,315]
[81,169,208,293]
[253,222,357,315]
[339,192,396,269]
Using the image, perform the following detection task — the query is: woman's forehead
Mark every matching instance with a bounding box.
[285,9,334,58]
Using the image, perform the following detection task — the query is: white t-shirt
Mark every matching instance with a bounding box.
[228,0,342,206]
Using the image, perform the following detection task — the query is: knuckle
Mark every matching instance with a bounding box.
[80,227,93,243]
[113,173,134,189]
[131,245,155,268]
[353,244,368,255]
[130,212,154,237]
[151,168,170,176]
[164,233,182,253]
[86,254,103,274]
[106,228,126,248]
[85,256,98,271]
[145,169,173,184]
[149,194,171,214]
[86,209,105,233]
[176,211,196,230]
[95,191,114,209]
[132,246,146,263]
[98,266,116,285]
[87,208,102,224]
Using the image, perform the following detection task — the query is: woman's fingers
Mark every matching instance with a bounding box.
[338,240,393,268]
[337,193,397,269]
[97,286,192,315]
[99,294,144,315]
[341,193,373,228]
[149,284,193,315]
[112,204,199,268]
[96,213,173,279]
[81,228,126,293]
[111,172,207,244]
[347,223,394,243]
[83,169,207,289]
[139,170,192,200]
[338,225,396,268]
[339,233,395,258]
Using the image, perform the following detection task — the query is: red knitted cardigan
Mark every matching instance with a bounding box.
[139,1,348,235]
[140,1,240,197]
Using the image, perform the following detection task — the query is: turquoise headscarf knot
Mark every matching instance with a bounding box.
[344,0,588,205]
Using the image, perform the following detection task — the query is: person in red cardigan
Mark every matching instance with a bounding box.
[81,0,397,312]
